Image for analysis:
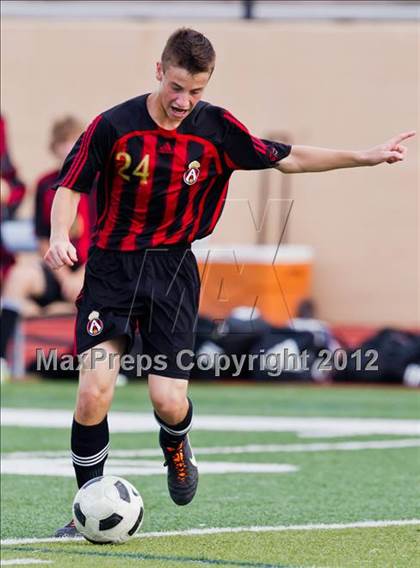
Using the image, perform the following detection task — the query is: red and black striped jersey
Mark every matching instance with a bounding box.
[36,169,95,266]
[53,94,291,251]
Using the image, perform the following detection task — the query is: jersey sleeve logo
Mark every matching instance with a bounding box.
[183,161,201,186]
[86,310,104,336]
[267,145,279,163]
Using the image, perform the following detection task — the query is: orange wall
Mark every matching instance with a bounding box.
[1,19,418,325]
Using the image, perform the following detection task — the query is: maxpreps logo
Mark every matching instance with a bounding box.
[183,160,200,186]
[86,311,104,337]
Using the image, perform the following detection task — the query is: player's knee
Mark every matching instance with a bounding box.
[77,382,113,417]
[151,391,187,422]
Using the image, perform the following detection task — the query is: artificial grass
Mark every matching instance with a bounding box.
[2,380,420,418]
[3,526,420,568]
[2,437,419,538]
[2,381,419,568]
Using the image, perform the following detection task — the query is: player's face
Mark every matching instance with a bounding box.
[156,63,211,122]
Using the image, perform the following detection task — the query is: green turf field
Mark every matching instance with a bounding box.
[1,380,419,567]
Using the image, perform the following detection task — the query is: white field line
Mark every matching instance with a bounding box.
[2,519,420,546]
[0,458,298,477]
[0,561,52,566]
[113,438,420,454]
[4,438,420,460]
[2,408,420,437]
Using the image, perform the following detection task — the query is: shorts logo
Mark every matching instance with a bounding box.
[183,160,200,186]
[87,311,103,337]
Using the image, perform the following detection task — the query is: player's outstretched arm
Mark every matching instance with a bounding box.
[44,186,81,270]
[276,131,416,174]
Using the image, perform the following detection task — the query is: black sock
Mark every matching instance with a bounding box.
[0,307,20,359]
[71,416,109,488]
[155,398,193,448]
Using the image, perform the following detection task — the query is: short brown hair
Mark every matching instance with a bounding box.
[49,116,83,151]
[161,28,215,74]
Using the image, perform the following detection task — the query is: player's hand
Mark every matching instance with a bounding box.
[361,131,416,166]
[44,238,78,270]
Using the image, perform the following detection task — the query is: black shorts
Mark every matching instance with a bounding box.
[32,264,64,307]
[75,245,200,379]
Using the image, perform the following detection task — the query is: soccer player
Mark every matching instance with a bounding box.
[45,28,414,537]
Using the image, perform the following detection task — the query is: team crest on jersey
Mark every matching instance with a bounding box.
[86,311,103,336]
[183,160,200,186]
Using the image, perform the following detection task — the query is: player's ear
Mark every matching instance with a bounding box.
[156,62,163,82]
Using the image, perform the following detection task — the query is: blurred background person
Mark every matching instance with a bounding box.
[0,116,95,374]
[0,113,26,280]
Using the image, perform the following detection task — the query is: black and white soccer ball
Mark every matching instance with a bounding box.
[72,475,144,544]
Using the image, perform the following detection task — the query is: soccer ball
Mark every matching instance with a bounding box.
[72,475,144,544]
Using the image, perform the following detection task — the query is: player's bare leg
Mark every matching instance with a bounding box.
[0,260,47,376]
[149,374,198,505]
[75,337,126,424]
[55,336,126,537]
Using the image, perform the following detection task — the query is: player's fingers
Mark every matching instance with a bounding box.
[398,146,408,159]
[62,254,75,267]
[395,145,409,157]
[389,130,416,146]
[56,247,75,267]
[386,152,403,164]
[43,251,53,269]
[44,249,64,270]
[68,244,78,263]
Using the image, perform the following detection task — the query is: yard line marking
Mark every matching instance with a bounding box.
[2,409,420,437]
[114,438,420,454]
[0,454,298,477]
[0,561,52,566]
[137,519,420,538]
[4,438,420,460]
[3,438,418,478]
[2,519,420,546]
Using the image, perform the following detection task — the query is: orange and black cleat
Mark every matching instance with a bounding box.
[161,435,198,506]
[54,518,79,538]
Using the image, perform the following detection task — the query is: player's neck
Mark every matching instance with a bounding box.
[147,92,182,131]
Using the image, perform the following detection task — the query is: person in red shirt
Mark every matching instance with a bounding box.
[0,116,94,372]
[45,28,415,537]
[0,113,26,279]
